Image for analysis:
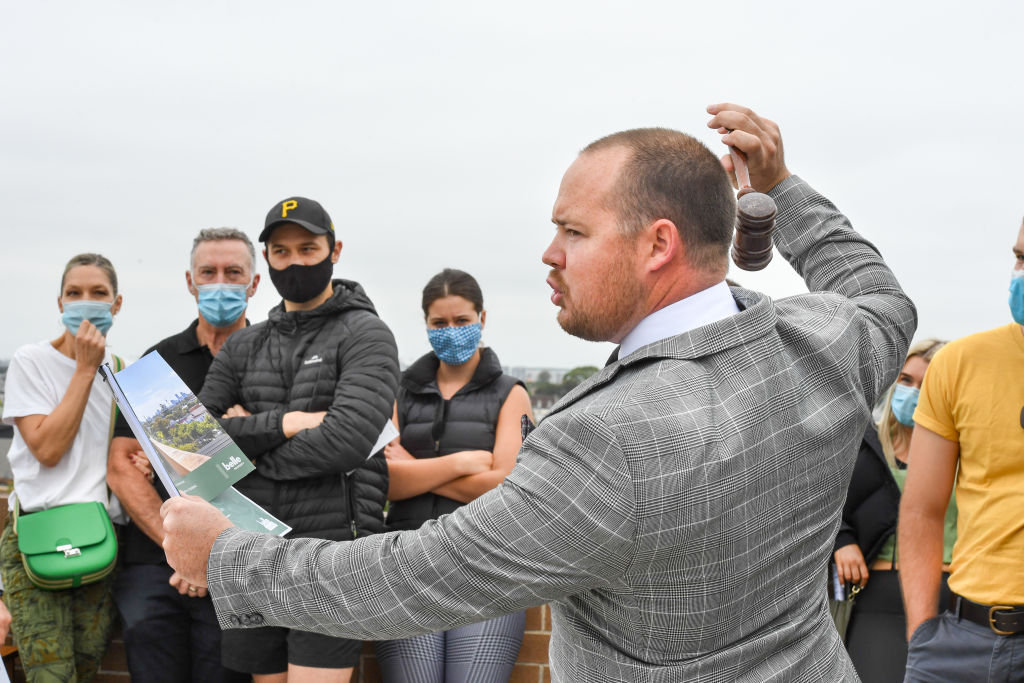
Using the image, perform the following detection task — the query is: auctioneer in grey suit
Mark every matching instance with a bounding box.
[205,171,916,681]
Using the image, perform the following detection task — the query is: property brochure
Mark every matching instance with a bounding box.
[100,351,291,537]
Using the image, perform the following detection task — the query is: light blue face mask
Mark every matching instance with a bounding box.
[1009,269,1024,325]
[890,383,920,427]
[61,300,114,336]
[196,283,249,328]
[427,323,482,366]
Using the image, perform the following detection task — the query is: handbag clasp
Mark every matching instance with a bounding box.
[56,544,81,559]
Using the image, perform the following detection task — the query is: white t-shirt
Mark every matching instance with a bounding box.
[2,340,116,512]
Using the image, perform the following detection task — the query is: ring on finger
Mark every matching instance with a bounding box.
[188,586,197,593]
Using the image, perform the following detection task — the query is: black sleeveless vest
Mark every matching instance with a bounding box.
[386,347,524,532]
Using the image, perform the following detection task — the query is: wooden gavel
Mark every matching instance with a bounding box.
[728,147,777,271]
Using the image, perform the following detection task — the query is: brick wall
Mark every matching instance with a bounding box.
[0,495,553,681]
[355,604,553,683]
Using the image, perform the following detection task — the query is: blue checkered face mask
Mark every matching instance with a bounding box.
[427,323,482,366]
[890,383,919,427]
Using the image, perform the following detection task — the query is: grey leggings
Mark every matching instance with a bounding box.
[374,611,526,683]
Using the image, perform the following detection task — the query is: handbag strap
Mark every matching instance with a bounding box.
[108,354,124,441]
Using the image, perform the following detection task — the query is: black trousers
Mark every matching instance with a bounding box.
[845,569,951,683]
[113,562,250,683]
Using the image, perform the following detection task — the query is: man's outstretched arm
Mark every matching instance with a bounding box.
[163,409,638,640]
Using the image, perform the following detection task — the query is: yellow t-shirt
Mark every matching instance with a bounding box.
[914,323,1024,605]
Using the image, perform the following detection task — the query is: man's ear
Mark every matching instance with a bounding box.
[330,239,343,264]
[185,270,198,298]
[247,273,261,298]
[645,218,682,273]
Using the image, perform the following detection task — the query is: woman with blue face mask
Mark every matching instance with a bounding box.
[376,268,534,683]
[831,338,959,681]
[0,253,125,681]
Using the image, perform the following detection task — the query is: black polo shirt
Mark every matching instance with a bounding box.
[113,319,240,564]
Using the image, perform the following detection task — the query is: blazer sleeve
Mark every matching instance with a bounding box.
[250,315,400,479]
[199,339,288,458]
[768,176,917,407]
[207,409,638,639]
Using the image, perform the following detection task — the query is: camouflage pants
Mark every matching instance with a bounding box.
[0,522,116,682]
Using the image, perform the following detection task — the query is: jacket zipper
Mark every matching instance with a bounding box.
[343,473,357,539]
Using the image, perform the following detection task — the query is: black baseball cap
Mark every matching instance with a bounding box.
[259,196,335,242]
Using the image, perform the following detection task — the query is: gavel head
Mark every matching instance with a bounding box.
[730,189,777,271]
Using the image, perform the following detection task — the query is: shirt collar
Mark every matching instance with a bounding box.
[619,280,740,360]
[176,319,204,354]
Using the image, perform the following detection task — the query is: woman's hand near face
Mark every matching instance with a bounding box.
[834,543,869,587]
[73,320,106,371]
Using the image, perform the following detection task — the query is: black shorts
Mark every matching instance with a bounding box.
[221,625,362,673]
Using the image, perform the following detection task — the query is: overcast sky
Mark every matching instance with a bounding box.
[3,1,1021,371]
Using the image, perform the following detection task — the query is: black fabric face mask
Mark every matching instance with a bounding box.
[267,253,334,304]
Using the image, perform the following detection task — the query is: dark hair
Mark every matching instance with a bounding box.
[421,268,483,316]
[582,128,736,273]
[61,253,118,295]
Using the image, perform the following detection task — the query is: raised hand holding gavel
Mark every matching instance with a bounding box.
[705,103,792,272]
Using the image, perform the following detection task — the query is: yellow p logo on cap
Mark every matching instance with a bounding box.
[281,200,298,218]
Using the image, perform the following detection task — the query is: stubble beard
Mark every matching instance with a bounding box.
[554,263,644,343]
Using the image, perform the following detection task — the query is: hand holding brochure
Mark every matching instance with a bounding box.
[100,352,291,537]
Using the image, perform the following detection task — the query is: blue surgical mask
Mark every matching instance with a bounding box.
[197,283,249,328]
[427,323,481,366]
[890,383,920,427]
[61,300,114,336]
[1009,270,1024,325]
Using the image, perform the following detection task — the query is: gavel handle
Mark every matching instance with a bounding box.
[729,146,753,192]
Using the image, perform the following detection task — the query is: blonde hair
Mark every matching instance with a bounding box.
[877,338,947,466]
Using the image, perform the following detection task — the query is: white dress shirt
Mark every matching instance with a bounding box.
[619,280,740,360]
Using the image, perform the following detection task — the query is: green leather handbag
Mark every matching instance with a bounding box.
[14,500,118,590]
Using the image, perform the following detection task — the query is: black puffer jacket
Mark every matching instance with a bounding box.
[386,347,523,532]
[200,279,400,540]
[834,426,901,563]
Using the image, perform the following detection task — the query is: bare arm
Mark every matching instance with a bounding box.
[386,448,492,501]
[15,323,107,467]
[431,385,533,503]
[107,436,165,546]
[898,425,958,640]
[384,403,490,501]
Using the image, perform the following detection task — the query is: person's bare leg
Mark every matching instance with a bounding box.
[254,673,288,683]
[287,664,353,682]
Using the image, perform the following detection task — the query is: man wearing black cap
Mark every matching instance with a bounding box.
[198,197,400,682]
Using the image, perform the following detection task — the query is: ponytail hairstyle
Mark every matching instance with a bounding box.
[421,268,484,317]
[60,253,118,295]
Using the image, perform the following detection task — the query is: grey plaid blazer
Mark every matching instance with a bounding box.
[208,176,915,681]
